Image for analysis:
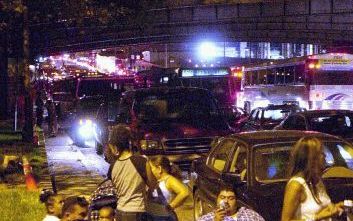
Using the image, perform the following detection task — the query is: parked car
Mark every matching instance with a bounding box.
[240,104,304,131]
[110,87,233,170]
[274,109,353,143]
[191,130,353,221]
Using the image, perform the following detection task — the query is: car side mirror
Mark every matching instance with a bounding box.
[221,172,244,187]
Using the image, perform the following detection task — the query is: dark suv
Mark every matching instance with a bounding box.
[112,87,232,170]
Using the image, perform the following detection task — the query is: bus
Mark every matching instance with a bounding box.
[175,67,242,108]
[237,53,353,111]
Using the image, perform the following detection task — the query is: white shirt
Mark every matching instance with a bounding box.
[42,214,60,221]
[289,177,332,221]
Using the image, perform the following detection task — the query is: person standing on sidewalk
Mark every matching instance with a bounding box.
[35,91,44,128]
[108,124,157,221]
[46,98,58,137]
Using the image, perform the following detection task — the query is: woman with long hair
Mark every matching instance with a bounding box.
[147,156,190,221]
[281,137,344,221]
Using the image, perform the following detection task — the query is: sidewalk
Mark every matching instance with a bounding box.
[38,131,106,198]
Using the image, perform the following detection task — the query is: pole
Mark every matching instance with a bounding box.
[22,3,33,143]
[165,43,168,68]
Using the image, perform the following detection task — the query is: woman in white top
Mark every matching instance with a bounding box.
[147,156,190,221]
[281,137,344,221]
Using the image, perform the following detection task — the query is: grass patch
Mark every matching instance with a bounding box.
[0,186,46,221]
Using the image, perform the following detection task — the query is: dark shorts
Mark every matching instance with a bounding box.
[116,210,148,221]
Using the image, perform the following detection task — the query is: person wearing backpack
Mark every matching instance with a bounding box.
[108,124,157,221]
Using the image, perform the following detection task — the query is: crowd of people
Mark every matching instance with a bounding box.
[38,124,351,221]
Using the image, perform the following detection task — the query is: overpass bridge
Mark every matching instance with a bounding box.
[30,0,353,55]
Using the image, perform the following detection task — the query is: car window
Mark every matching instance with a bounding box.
[309,114,353,136]
[107,101,119,122]
[254,141,353,183]
[282,116,295,129]
[255,145,291,182]
[96,103,107,121]
[229,144,247,181]
[249,110,258,121]
[117,97,131,123]
[207,139,235,172]
[263,109,288,121]
[292,116,306,130]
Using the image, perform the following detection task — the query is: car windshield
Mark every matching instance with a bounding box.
[134,90,220,123]
[263,106,302,121]
[77,97,103,115]
[308,113,353,137]
[77,79,129,97]
[254,141,353,183]
[263,109,289,121]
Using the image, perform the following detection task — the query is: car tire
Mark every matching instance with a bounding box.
[194,189,204,220]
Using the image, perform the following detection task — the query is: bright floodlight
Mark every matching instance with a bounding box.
[198,42,217,60]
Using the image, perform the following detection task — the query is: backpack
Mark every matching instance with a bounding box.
[88,179,117,221]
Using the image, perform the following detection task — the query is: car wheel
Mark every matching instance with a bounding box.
[194,189,204,220]
[95,141,103,155]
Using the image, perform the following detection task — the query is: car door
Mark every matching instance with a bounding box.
[196,138,236,215]
[227,142,251,208]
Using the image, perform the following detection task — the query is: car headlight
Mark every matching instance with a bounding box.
[79,119,92,126]
[78,119,94,139]
[140,140,161,150]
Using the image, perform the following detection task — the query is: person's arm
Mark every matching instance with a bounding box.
[145,160,157,189]
[165,176,190,209]
[314,202,344,220]
[281,180,304,221]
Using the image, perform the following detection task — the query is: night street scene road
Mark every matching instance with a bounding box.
[2,0,353,221]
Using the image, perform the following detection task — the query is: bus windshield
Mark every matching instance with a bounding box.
[177,67,241,107]
[179,77,230,105]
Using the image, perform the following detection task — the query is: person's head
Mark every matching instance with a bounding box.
[149,156,182,180]
[61,196,88,221]
[289,136,325,185]
[107,124,131,157]
[39,189,64,218]
[98,206,115,221]
[216,186,237,216]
